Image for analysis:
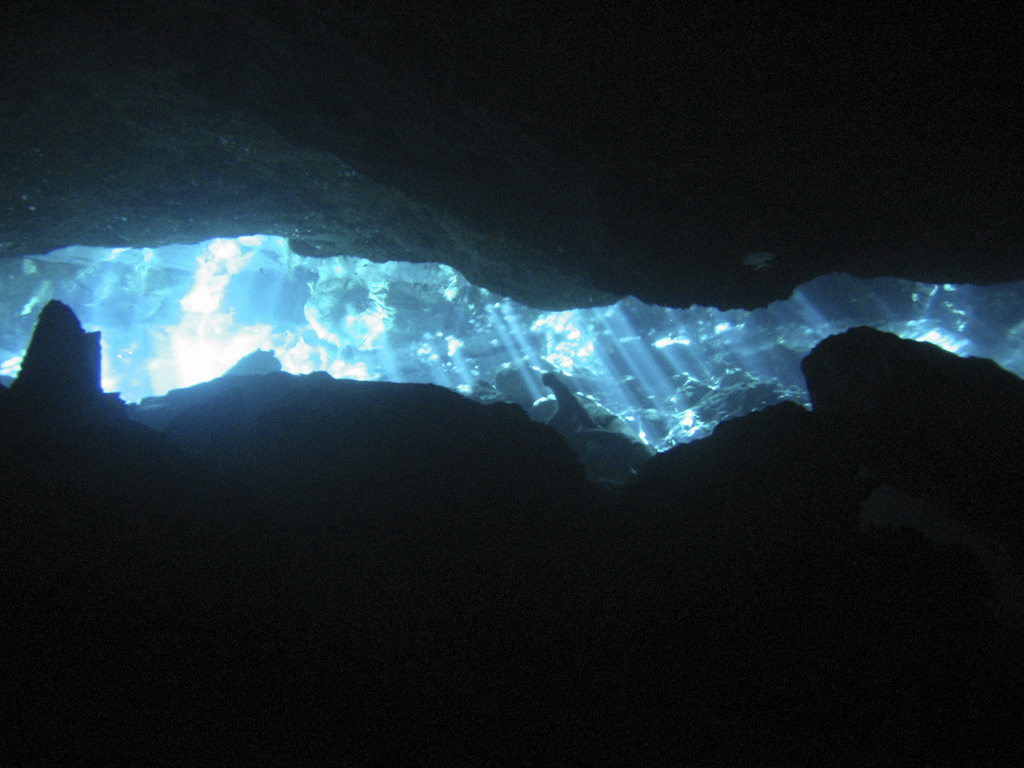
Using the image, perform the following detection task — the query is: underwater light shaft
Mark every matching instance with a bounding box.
[2,235,1023,451]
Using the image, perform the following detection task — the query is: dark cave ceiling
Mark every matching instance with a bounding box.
[1,1,1021,311]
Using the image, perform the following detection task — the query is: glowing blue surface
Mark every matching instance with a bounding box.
[2,235,1022,451]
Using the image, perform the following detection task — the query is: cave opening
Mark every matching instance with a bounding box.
[2,234,1022,451]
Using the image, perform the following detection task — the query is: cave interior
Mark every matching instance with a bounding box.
[2,2,1023,763]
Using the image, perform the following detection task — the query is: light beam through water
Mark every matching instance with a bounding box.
[1,235,1022,451]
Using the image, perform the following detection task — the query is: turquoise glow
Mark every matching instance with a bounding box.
[2,235,1022,451]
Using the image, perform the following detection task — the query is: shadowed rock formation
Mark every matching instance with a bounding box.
[3,304,1023,764]
[6,299,123,425]
[540,371,655,485]
[10,299,100,399]
[1,3,1020,309]
[802,325,1024,517]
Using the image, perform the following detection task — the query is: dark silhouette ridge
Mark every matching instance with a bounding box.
[3,302,1023,763]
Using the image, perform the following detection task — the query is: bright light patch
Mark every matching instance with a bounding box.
[654,336,690,348]
[1,235,1023,451]
[915,329,966,354]
[1,355,22,377]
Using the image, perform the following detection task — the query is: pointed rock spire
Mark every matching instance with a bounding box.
[8,300,120,424]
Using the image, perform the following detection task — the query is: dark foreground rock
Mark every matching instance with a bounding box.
[6,299,124,425]
[3,307,1023,765]
[802,325,1024,517]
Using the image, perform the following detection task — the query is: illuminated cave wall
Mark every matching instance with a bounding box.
[2,235,1023,451]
